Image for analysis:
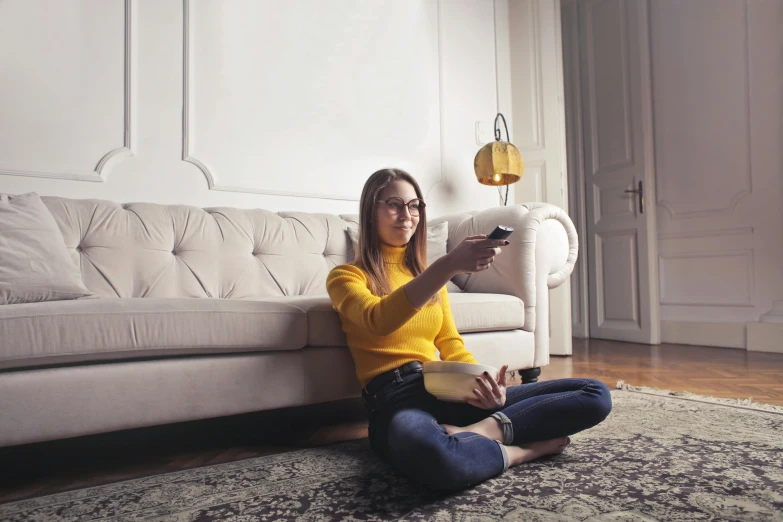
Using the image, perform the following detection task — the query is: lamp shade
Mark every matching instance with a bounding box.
[473,140,524,186]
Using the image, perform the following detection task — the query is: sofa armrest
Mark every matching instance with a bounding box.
[430,203,578,367]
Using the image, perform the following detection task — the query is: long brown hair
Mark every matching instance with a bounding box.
[354,168,438,304]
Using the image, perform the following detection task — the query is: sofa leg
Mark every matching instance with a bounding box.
[520,367,541,384]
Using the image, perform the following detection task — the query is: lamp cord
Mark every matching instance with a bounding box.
[494,113,510,142]
[497,185,509,206]
[495,113,511,206]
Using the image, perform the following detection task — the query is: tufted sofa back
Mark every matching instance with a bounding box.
[41,197,358,299]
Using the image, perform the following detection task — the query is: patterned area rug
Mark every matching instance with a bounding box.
[2,383,782,521]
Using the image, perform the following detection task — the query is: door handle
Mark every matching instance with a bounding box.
[624,181,644,214]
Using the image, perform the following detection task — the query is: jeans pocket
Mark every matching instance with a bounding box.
[361,388,380,414]
[363,384,392,413]
[368,371,425,414]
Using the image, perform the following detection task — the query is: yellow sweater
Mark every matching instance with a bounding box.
[326,243,478,387]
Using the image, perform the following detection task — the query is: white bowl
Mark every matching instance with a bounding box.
[422,361,499,403]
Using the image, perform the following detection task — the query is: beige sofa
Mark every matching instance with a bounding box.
[0,197,577,448]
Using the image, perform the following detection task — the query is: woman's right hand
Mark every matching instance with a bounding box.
[444,235,509,275]
[404,235,508,308]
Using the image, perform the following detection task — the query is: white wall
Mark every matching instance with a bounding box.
[0,0,504,218]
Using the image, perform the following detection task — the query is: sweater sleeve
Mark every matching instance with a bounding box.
[434,287,478,363]
[326,264,421,336]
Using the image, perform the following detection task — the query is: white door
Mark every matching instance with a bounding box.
[576,0,660,344]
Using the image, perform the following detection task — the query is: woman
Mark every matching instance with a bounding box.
[326,168,612,491]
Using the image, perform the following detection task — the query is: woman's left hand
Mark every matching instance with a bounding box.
[467,364,508,410]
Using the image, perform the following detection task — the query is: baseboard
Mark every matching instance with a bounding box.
[661,321,746,349]
[747,322,783,353]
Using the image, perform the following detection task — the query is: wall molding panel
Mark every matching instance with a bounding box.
[654,0,752,220]
[657,188,752,221]
[181,0,359,201]
[182,0,445,202]
[659,249,755,307]
[0,0,135,183]
[661,320,746,349]
[659,227,754,241]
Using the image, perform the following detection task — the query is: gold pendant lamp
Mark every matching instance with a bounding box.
[474,113,524,205]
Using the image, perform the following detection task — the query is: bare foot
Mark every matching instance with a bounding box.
[442,418,503,442]
[442,424,463,436]
[505,437,571,467]
[441,421,572,466]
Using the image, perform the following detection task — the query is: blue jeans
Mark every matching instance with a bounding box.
[361,369,612,491]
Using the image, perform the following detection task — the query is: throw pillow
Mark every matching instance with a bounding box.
[346,221,461,292]
[0,193,93,305]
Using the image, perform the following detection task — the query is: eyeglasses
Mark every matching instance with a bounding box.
[375,197,426,217]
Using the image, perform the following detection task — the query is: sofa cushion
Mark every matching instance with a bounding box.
[40,197,357,300]
[0,298,307,370]
[267,292,525,347]
[0,193,93,305]
[262,295,345,348]
[448,292,525,332]
[0,291,525,370]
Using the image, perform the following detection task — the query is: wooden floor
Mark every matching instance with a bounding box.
[1,338,782,505]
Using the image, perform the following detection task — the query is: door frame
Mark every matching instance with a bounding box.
[561,0,589,338]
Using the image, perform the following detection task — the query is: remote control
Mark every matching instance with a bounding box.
[486,225,514,240]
